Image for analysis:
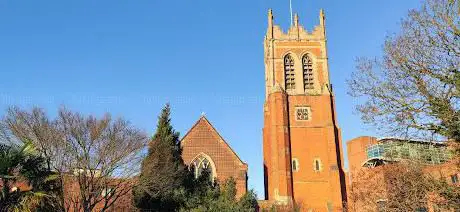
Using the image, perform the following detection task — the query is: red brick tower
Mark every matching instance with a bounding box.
[262,9,347,211]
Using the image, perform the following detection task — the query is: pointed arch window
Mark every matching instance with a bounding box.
[284,54,296,90]
[190,154,215,181]
[292,158,299,172]
[302,54,314,90]
[313,158,322,172]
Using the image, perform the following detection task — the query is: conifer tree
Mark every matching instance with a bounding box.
[133,104,187,211]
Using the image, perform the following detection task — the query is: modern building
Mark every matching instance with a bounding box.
[262,9,347,211]
[347,136,453,179]
[346,136,458,212]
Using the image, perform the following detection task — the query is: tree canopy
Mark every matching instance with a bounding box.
[133,104,188,211]
[1,107,147,212]
[0,141,60,211]
[348,0,459,145]
[133,104,258,212]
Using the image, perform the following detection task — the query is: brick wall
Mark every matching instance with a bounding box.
[180,116,248,198]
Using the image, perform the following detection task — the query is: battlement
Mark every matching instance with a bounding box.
[265,9,326,41]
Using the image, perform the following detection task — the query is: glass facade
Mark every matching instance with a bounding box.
[366,140,451,165]
[367,145,384,158]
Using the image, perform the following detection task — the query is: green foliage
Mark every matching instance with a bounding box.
[180,176,258,212]
[133,104,258,211]
[236,190,259,211]
[260,202,301,212]
[0,141,60,212]
[429,175,460,211]
[133,104,188,211]
[2,106,146,212]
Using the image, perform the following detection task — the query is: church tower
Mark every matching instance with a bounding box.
[262,9,347,211]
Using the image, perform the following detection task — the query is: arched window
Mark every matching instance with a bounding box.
[313,158,322,172]
[284,54,296,90]
[302,54,314,90]
[190,154,215,181]
[292,158,299,172]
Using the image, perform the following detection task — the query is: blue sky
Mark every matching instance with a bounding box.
[0,0,421,198]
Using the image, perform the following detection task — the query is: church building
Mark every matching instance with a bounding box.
[262,9,347,211]
[178,8,348,211]
[180,116,248,198]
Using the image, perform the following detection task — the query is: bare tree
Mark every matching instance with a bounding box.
[347,162,459,212]
[1,107,67,210]
[347,166,388,212]
[1,107,63,171]
[348,0,459,144]
[0,107,147,212]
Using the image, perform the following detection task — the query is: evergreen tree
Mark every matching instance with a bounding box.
[132,104,258,211]
[180,175,258,212]
[133,104,187,211]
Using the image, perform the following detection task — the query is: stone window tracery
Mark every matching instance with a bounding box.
[190,154,215,181]
[284,54,296,90]
[302,54,314,90]
[295,106,311,121]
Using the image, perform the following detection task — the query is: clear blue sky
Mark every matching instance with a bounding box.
[0,0,421,198]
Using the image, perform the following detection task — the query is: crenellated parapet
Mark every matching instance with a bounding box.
[265,9,326,41]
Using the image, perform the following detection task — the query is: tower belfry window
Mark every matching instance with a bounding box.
[302,54,314,90]
[284,54,296,90]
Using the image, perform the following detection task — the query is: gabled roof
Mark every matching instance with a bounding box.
[180,115,247,166]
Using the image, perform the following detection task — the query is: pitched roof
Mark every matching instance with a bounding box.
[180,115,247,166]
